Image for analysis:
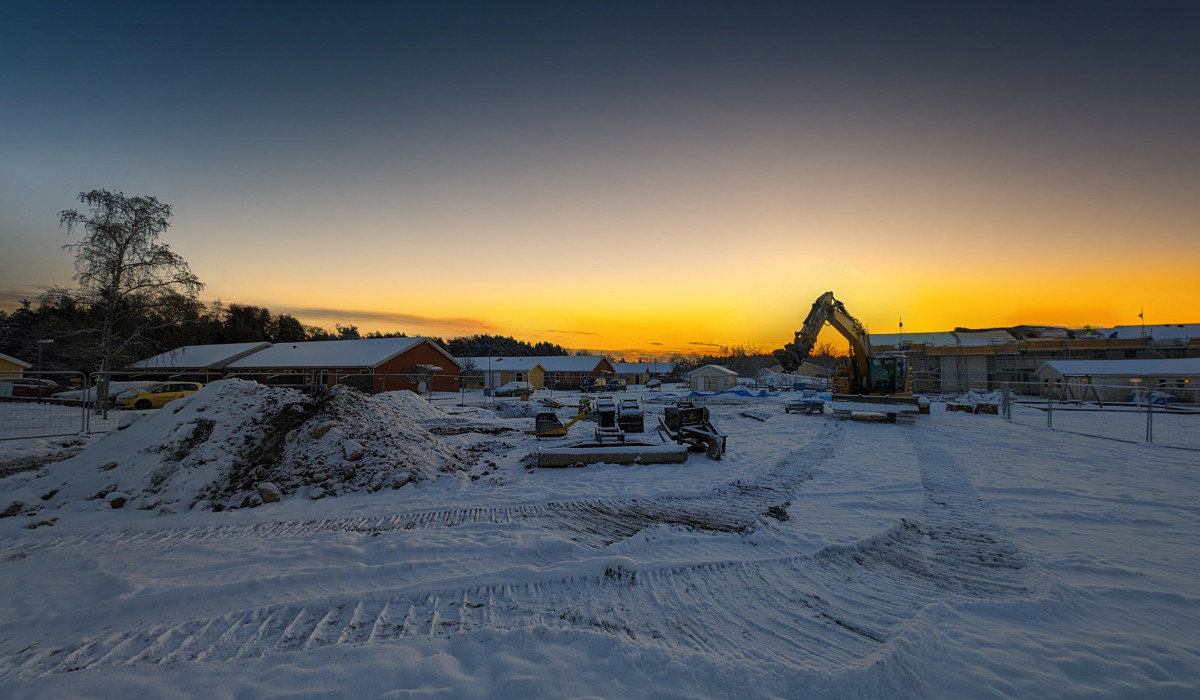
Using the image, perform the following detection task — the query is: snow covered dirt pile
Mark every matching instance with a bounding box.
[0,379,469,517]
[375,390,517,436]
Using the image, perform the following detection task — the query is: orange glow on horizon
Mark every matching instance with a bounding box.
[230,268,1200,360]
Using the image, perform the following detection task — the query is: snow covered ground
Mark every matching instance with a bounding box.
[1,381,1198,699]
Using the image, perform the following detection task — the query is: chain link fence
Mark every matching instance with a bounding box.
[1001,381,1200,451]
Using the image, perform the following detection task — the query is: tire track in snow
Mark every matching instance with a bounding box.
[1,421,1049,681]
[2,421,829,560]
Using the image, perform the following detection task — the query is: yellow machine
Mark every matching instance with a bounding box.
[526,408,590,438]
[774,292,919,420]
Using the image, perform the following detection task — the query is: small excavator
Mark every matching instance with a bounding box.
[775,291,921,423]
[526,406,590,438]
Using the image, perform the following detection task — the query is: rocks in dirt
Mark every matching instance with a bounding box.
[342,440,365,462]
[2,501,26,518]
[309,422,336,439]
[257,482,282,503]
[106,492,128,509]
[765,504,790,522]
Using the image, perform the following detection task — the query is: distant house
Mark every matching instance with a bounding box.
[538,356,616,390]
[689,364,738,392]
[127,342,273,381]
[456,356,546,390]
[458,355,616,391]
[0,352,31,379]
[611,363,650,386]
[611,361,678,386]
[1035,358,1200,402]
[226,337,462,393]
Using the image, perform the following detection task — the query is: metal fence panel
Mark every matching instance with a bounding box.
[0,371,90,441]
[1003,381,1200,451]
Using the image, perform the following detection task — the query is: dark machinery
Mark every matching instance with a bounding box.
[774,291,919,422]
[657,400,726,459]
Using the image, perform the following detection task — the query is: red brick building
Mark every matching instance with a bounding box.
[225,337,462,393]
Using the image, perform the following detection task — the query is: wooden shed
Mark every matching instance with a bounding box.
[689,364,739,392]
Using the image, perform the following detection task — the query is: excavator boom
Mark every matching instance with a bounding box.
[773,291,872,378]
[774,291,916,415]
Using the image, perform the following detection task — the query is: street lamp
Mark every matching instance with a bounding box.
[36,339,53,400]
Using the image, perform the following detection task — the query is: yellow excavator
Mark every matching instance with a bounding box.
[775,291,920,422]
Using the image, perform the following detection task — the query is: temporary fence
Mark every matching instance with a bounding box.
[0,371,93,441]
[1002,381,1200,451]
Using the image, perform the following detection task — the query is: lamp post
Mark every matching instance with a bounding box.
[36,339,53,401]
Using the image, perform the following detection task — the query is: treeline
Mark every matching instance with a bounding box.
[0,291,828,377]
[0,291,568,373]
[444,335,570,358]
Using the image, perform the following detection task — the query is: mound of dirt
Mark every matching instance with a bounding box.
[1,380,470,517]
[374,391,516,436]
[489,400,544,419]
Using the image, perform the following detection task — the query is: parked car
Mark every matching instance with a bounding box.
[494,381,534,397]
[115,381,203,410]
[605,378,627,392]
[52,380,159,408]
[579,377,602,393]
[0,377,74,399]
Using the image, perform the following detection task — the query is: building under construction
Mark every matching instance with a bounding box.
[869,324,1200,394]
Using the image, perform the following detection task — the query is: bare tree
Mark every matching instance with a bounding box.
[809,339,842,376]
[59,190,203,412]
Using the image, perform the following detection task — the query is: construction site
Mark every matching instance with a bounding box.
[859,324,1200,395]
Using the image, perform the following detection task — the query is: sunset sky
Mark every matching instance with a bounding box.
[2,1,1196,358]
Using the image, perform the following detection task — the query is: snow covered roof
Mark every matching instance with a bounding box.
[128,342,273,370]
[537,356,612,372]
[611,362,657,375]
[1036,358,1200,379]
[871,330,1014,348]
[457,357,545,372]
[870,332,957,347]
[690,364,738,377]
[1086,324,1200,341]
[0,352,32,369]
[954,330,1018,346]
[456,355,609,373]
[609,361,677,375]
[227,337,460,370]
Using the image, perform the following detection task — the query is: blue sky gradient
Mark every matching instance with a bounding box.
[3,1,1197,356]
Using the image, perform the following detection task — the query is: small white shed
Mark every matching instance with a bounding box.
[689,365,739,392]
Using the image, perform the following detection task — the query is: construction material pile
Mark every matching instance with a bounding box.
[2,380,469,518]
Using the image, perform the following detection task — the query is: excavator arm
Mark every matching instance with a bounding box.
[773,291,873,382]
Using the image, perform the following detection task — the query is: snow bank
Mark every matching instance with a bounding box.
[0,380,468,517]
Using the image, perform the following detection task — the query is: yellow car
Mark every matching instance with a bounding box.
[116,381,203,410]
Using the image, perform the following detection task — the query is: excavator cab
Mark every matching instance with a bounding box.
[867,354,908,395]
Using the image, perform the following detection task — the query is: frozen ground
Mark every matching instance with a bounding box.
[1,382,1197,699]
